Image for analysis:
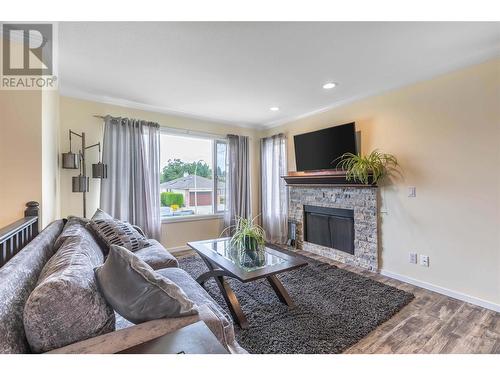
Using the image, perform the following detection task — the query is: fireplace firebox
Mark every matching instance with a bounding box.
[303,205,355,255]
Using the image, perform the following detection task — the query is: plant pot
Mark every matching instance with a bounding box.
[243,235,259,251]
[232,246,266,269]
[245,248,266,267]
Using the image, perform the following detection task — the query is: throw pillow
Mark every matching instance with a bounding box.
[88,218,149,253]
[53,216,90,251]
[23,235,115,353]
[94,245,198,324]
[91,208,114,221]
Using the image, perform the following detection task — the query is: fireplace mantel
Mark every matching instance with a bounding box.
[282,170,377,187]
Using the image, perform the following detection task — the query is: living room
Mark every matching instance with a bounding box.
[1,1,499,372]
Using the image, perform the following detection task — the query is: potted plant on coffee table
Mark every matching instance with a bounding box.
[223,216,266,252]
[221,216,267,268]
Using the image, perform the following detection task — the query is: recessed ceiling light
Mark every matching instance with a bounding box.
[322,82,337,89]
[270,106,280,111]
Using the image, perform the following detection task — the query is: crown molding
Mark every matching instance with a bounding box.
[59,85,264,131]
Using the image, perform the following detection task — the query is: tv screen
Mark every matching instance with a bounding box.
[294,122,357,171]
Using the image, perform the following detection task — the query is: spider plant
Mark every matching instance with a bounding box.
[335,150,399,185]
[221,216,266,252]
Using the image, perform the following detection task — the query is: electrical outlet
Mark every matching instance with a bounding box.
[420,255,429,267]
[409,252,417,264]
[408,186,416,198]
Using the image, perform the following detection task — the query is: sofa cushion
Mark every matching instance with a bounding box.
[155,267,238,350]
[53,216,91,251]
[88,218,149,253]
[38,221,106,282]
[23,235,115,353]
[94,245,197,324]
[0,220,64,354]
[134,239,178,270]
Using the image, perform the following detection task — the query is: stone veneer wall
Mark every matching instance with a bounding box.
[288,186,378,270]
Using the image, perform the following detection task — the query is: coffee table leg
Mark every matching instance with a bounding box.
[196,256,221,287]
[213,276,249,329]
[197,254,249,329]
[267,275,294,307]
[196,269,228,286]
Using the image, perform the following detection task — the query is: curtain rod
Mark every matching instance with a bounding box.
[93,114,230,140]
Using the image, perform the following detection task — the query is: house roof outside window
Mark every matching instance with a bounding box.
[160,174,213,191]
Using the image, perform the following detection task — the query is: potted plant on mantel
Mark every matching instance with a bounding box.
[335,149,400,185]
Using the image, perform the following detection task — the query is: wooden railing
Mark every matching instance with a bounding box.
[0,202,39,268]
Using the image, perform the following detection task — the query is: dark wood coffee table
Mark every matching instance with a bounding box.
[187,238,308,329]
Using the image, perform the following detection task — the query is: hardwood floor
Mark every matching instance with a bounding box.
[296,249,500,354]
[175,248,500,354]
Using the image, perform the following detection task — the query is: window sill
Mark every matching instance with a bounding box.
[161,213,224,224]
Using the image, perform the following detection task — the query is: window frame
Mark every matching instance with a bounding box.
[213,139,228,215]
[159,128,227,222]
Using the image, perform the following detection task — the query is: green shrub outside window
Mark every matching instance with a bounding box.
[160,192,184,207]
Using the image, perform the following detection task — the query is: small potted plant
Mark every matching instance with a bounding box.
[222,216,266,252]
[335,149,400,185]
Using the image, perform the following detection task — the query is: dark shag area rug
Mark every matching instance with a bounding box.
[178,251,414,354]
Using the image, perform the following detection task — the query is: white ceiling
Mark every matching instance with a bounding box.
[59,22,500,128]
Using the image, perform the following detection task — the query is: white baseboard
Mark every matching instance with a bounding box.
[380,270,500,313]
[166,245,191,254]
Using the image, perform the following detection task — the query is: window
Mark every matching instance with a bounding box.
[159,132,227,219]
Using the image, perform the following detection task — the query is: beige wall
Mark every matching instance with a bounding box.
[0,35,59,229]
[262,58,500,306]
[0,90,43,227]
[41,90,61,227]
[59,96,261,250]
[160,218,224,251]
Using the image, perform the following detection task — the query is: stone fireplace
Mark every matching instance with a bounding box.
[288,185,378,270]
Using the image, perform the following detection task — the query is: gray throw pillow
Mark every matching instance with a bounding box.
[94,245,198,324]
[91,208,114,221]
[53,216,91,250]
[88,215,149,253]
[23,235,115,353]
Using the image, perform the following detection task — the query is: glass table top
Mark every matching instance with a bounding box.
[202,239,288,272]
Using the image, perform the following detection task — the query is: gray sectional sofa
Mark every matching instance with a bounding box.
[0,217,245,354]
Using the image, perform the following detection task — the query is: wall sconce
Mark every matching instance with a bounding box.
[61,130,108,217]
[90,142,107,179]
[72,175,89,192]
[92,162,107,179]
[62,131,80,169]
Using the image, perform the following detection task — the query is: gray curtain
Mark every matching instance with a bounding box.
[261,134,288,244]
[224,134,251,229]
[100,116,161,240]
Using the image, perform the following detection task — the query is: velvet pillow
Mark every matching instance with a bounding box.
[91,208,114,221]
[88,219,149,253]
[53,216,90,251]
[23,235,115,353]
[94,245,198,324]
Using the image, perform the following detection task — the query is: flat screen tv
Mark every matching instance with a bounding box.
[294,122,357,171]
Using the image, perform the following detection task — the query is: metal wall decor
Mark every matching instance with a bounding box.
[61,130,108,217]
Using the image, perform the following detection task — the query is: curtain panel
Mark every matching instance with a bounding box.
[224,134,251,230]
[100,116,161,240]
[261,133,288,244]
